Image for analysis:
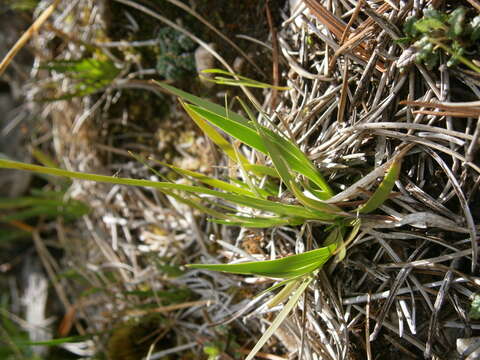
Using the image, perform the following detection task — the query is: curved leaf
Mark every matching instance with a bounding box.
[186,244,336,279]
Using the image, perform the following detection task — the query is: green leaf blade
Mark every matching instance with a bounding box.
[186,244,336,279]
[357,159,402,214]
[245,276,313,360]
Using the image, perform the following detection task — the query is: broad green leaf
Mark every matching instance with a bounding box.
[414,17,447,33]
[188,103,266,151]
[186,244,336,279]
[357,159,402,214]
[245,276,313,360]
[447,7,466,37]
[182,101,277,180]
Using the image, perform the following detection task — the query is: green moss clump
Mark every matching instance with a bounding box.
[156,28,197,81]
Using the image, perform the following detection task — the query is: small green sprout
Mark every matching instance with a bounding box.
[470,293,480,320]
[398,7,480,73]
[204,345,221,360]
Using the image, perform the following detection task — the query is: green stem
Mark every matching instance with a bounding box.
[0,159,325,220]
[429,38,480,73]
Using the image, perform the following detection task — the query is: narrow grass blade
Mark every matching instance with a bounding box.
[156,81,249,125]
[324,226,346,262]
[256,276,303,298]
[181,101,249,164]
[228,178,275,198]
[245,276,313,360]
[127,152,236,221]
[30,148,59,168]
[22,335,92,346]
[156,82,332,195]
[232,140,263,197]
[1,205,80,222]
[0,195,88,222]
[185,104,334,198]
[333,219,361,262]
[0,228,31,243]
[159,161,254,196]
[289,181,344,215]
[164,190,231,220]
[0,159,321,219]
[200,69,290,90]
[243,164,278,178]
[212,215,302,228]
[254,120,295,192]
[186,244,335,279]
[357,158,402,214]
[266,279,300,308]
[215,194,323,219]
[0,197,64,209]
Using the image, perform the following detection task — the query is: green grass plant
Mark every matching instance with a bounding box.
[399,7,480,73]
[0,77,406,359]
[40,58,120,100]
[0,149,89,245]
[200,69,290,90]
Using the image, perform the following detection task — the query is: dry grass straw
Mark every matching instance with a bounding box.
[0,0,248,357]
[275,0,480,358]
[0,0,61,76]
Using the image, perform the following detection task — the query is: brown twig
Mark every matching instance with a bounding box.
[340,0,364,45]
[0,0,61,76]
[304,0,386,72]
[265,0,280,110]
[337,58,349,123]
[412,110,479,118]
[401,100,480,117]
[466,0,480,13]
